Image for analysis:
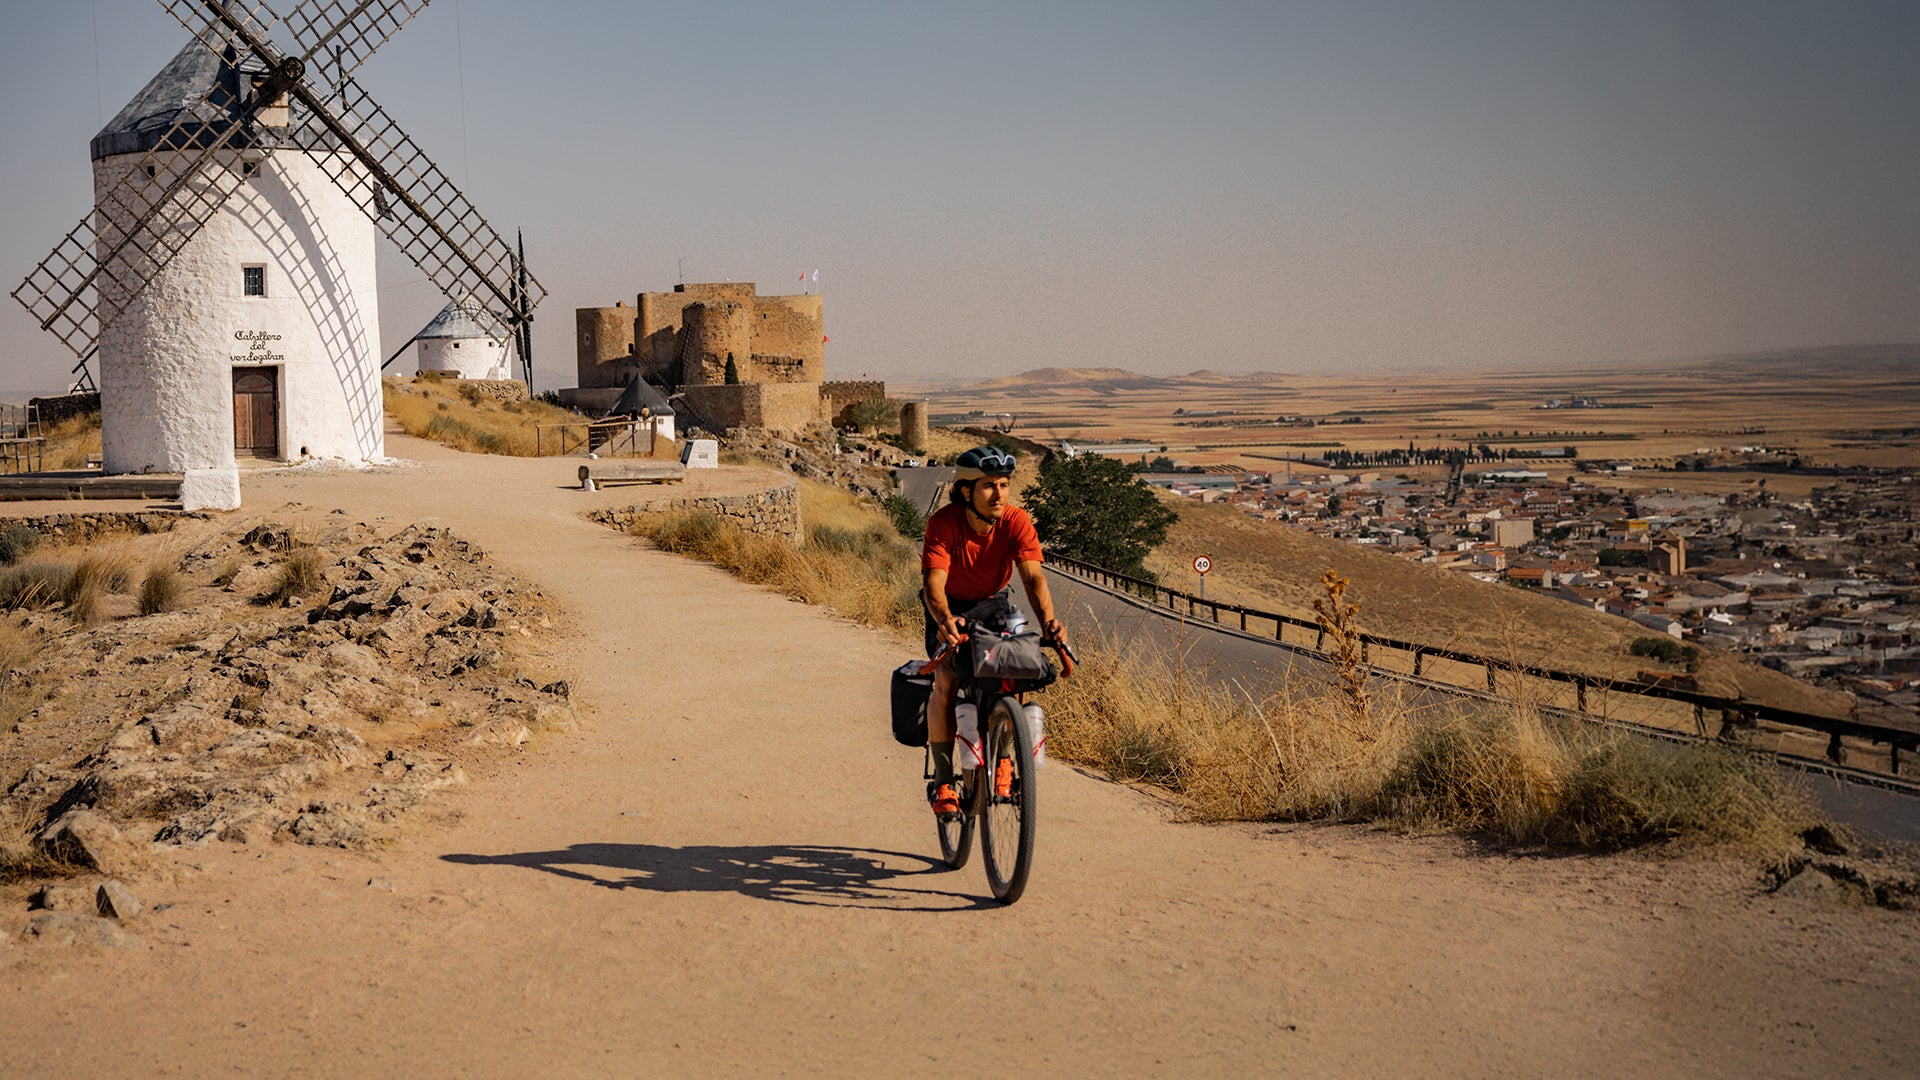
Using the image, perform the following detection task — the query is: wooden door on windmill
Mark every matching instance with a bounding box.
[232,368,280,458]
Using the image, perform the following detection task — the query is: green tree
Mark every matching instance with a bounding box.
[1022,454,1178,579]
[723,354,740,384]
[846,395,896,432]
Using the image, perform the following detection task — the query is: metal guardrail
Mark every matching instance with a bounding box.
[1045,552,1920,775]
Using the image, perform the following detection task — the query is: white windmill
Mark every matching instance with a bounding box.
[12,0,544,509]
[407,295,512,380]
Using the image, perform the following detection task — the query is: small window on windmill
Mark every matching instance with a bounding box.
[242,265,266,297]
[240,160,259,178]
[143,164,157,180]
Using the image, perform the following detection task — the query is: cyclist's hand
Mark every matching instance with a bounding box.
[938,615,968,646]
[1043,617,1066,645]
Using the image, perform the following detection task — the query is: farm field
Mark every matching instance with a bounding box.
[895,345,1920,484]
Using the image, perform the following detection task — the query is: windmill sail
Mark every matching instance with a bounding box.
[14,0,541,375]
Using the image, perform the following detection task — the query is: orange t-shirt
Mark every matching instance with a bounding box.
[921,503,1044,603]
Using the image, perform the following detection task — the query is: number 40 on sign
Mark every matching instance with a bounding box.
[1193,554,1211,601]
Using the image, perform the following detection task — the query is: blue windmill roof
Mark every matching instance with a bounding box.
[416,296,511,340]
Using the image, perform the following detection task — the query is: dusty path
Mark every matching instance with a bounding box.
[3,430,1918,1077]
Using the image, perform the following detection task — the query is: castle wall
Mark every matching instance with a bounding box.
[575,303,638,389]
[821,380,886,425]
[680,382,824,435]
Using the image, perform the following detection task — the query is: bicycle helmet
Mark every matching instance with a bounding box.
[954,445,1017,480]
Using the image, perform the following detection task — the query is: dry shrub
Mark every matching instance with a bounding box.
[1046,574,1826,856]
[0,614,45,673]
[0,810,64,884]
[268,531,326,602]
[0,548,135,622]
[68,550,137,596]
[0,559,72,611]
[1376,708,1820,856]
[140,560,184,615]
[632,503,921,632]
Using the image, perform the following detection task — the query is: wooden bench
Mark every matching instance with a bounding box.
[578,461,686,489]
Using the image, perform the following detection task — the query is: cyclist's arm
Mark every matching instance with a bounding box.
[1016,559,1066,644]
[923,567,966,646]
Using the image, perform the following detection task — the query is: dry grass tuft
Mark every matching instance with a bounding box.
[0,547,137,623]
[0,614,45,674]
[139,560,184,615]
[268,530,327,603]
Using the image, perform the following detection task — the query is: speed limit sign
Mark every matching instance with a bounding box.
[1193,555,1212,575]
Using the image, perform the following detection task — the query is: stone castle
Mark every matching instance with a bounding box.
[566,282,883,435]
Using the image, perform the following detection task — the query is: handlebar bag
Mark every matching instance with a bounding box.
[890,660,933,746]
[969,628,1052,683]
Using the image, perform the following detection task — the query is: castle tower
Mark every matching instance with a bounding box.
[575,301,637,389]
[93,41,382,484]
[679,299,753,386]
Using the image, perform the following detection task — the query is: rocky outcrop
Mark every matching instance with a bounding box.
[2,516,572,867]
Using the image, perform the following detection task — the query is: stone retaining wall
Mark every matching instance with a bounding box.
[0,510,207,542]
[587,482,800,543]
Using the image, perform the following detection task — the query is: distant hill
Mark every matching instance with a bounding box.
[1681,344,1920,377]
[977,367,1294,390]
[979,367,1152,388]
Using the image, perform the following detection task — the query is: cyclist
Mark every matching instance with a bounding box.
[921,445,1068,815]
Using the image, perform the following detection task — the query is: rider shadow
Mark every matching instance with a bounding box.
[442,843,995,911]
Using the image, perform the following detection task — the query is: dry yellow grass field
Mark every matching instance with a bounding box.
[900,349,1920,479]
[381,376,586,456]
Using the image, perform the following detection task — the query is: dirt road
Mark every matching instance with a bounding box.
[4,430,1917,1077]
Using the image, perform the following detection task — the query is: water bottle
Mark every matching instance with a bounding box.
[1023,703,1046,767]
[954,703,985,771]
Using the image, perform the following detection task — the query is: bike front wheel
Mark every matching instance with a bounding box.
[979,694,1037,904]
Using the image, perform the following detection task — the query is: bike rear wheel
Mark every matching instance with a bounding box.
[979,694,1037,904]
[936,771,975,868]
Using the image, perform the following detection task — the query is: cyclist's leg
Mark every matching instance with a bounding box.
[924,599,958,797]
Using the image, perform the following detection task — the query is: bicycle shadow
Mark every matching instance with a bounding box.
[442,843,995,911]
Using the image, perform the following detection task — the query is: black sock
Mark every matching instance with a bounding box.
[931,740,955,782]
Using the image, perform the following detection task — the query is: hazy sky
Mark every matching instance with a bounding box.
[1,0,1915,394]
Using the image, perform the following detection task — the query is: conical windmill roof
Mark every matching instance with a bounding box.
[91,37,342,162]
[416,296,511,340]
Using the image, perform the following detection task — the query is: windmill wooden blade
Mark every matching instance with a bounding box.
[160,0,429,99]
[281,0,430,94]
[155,0,280,67]
[12,78,257,359]
[293,75,547,326]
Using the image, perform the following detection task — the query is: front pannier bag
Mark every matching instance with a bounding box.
[969,629,1053,685]
[890,660,933,746]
